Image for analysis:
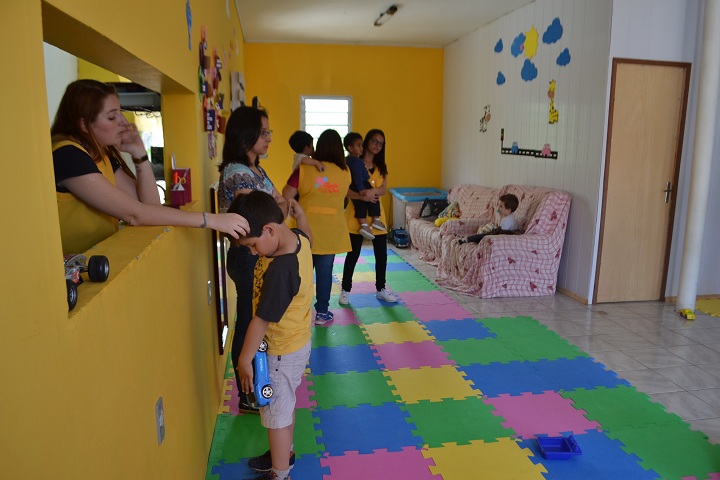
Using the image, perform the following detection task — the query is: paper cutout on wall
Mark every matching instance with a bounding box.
[557,48,571,66]
[548,80,559,124]
[524,26,539,59]
[543,18,563,44]
[186,0,192,50]
[500,128,558,159]
[198,27,228,159]
[521,59,538,81]
[497,72,506,85]
[494,39,503,53]
[479,105,491,132]
[511,33,525,57]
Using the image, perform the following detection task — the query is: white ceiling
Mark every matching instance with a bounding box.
[235,0,536,48]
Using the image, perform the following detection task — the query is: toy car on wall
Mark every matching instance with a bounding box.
[388,228,410,248]
[250,340,273,407]
[64,254,110,311]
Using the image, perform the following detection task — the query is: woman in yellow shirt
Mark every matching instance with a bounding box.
[52,79,248,255]
[339,129,398,305]
[282,129,352,324]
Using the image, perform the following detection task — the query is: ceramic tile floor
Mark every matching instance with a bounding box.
[391,245,720,445]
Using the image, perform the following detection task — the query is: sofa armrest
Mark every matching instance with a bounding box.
[406,203,421,221]
[479,232,563,269]
[440,216,490,237]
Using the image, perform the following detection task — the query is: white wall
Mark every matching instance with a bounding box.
[608,0,719,297]
[43,43,78,124]
[442,0,613,301]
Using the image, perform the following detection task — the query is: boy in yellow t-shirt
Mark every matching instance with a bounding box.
[228,190,313,480]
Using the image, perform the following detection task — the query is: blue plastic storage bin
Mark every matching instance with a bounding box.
[536,435,582,459]
[390,187,448,228]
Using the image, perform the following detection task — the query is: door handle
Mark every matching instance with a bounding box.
[664,182,672,203]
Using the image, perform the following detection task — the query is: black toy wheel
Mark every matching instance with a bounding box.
[258,340,268,352]
[260,385,273,399]
[67,279,78,311]
[87,255,110,282]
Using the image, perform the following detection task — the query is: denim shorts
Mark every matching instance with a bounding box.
[260,340,311,429]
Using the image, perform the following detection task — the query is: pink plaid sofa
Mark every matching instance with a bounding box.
[406,184,571,298]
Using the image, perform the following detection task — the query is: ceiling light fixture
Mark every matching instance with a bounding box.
[374,4,399,27]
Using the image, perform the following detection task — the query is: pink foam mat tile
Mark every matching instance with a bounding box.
[397,290,457,306]
[373,341,455,370]
[328,307,360,326]
[485,391,601,439]
[682,474,720,480]
[296,373,316,409]
[223,377,241,415]
[320,447,441,479]
[343,281,379,294]
[408,303,475,322]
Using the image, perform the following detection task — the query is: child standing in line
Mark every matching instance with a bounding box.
[459,193,521,244]
[229,190,313,480]
[343,131,386,240]
[288,130,325,172]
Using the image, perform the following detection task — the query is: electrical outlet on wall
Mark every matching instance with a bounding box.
[155,396,165,445]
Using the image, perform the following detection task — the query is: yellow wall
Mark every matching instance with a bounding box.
[0,0,244,478]
[245,43,444,221]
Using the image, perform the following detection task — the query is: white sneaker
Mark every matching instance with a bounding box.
[376,288,398,303]
[338,290,350,305]
[359,225,375,240]
[371,219,387,232]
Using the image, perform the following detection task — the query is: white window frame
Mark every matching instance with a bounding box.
[300,95,352,143]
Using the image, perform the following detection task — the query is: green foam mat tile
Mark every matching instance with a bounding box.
[386,270,433,283]
[309,370,401,408]
[294,407,324,456]
[388,278,440,292]
[209,413,266,465]
[562,385,688,431]
[353,305,419,324]
[312,324,369,347]
[499,333,588,362]
[387,255,410,264]
[479,316,555,337]
[438,338,523,365]
[606,423,720,480]
[403,397,516,447]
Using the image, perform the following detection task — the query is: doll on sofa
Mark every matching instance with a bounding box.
[458,194,521,244]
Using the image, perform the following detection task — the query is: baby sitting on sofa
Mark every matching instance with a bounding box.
[459,193,521,244]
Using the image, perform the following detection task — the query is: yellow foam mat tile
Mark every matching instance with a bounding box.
[363,321,434,345]
[218,377,233,414]
[383,365,479,403]
[352,271,378,283]
[422,438,547,480]
[697,298,720,317]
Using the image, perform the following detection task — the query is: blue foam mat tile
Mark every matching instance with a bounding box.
[343,292,405,308]
[310,344,384,375]
[533,357,631,391]
[386,262,416,271]
[460,361,551,397]
[422,318,496,341]
[315,402,421,455]
[520,430,661,480]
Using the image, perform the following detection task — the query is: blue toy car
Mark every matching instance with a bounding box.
[388,228,410,248]
[250,340,273,407]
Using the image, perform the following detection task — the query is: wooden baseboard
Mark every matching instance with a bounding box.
[557,287,588,305]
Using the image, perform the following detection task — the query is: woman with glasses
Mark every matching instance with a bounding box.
[218,105,288,413]
[339,129,399,306]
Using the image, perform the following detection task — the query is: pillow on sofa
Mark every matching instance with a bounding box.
[433,201,461,227]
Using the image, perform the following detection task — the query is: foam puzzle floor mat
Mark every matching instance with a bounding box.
[207,247,720,480]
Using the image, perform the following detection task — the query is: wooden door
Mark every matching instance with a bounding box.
[595,60,689,303]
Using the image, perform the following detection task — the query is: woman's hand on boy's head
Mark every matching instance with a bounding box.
[213,213,250,239]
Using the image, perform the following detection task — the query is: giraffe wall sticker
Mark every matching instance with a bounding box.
[548,80,559,124]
